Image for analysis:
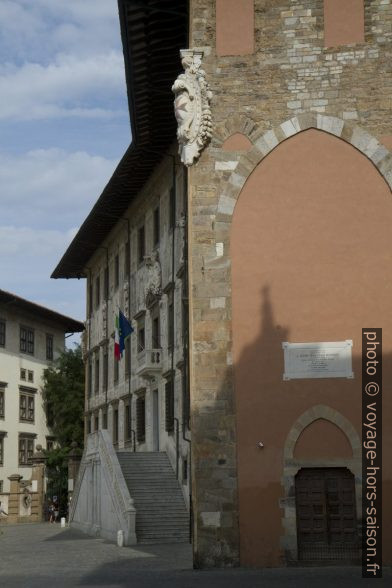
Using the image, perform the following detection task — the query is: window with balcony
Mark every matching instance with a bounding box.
[137,323,145,354]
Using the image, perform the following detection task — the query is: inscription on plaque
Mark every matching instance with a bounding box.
[282,340,354,380]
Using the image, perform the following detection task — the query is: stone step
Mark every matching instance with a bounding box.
[117,449,189,545]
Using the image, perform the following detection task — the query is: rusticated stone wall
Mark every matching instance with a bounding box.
[188,0,392,568]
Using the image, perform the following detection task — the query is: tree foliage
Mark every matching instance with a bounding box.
[42,344,85,450]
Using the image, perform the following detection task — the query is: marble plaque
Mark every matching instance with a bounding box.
[282,340,354,380]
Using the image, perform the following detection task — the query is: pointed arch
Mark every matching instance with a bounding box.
[284,404,361,462]
[216,115,392,220]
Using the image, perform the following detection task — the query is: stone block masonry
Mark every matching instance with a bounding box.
[188,0,392,568]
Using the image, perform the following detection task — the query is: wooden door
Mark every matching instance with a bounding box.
[295,468,359,562]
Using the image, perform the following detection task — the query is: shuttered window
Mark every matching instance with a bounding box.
[165,380,174,433]
[136,396,145,443]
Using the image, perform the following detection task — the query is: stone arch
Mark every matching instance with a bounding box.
[216,114,392,220]
[284,404,361,462]
[281,405,361,563]
[213,113,257,147]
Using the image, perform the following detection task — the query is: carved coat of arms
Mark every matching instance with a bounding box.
[172,50,212,166]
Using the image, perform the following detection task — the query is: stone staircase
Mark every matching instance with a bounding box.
[116,451,190,544]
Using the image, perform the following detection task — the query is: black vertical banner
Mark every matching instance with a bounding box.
[362,329,382,578]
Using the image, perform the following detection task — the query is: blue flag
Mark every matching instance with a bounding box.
[119,310,134,358]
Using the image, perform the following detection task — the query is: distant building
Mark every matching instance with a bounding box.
[53,0,392,569]
[0,289,84,506]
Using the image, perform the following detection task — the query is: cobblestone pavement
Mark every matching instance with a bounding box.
[0,523,391,588]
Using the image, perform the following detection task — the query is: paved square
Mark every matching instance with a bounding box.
[0,523,391,587]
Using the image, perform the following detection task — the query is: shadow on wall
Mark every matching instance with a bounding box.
[230,284,391,567]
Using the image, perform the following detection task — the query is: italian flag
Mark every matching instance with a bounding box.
[114,314,121,360]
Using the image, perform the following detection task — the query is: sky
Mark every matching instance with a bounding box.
[0,0,131,344]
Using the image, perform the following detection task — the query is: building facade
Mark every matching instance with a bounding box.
[53,0,392,569]
[82,155,191,504]
[0,290,83,509]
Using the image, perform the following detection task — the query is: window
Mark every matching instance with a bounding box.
[46,334,54,360]
[152,317,160,349]
[168,293,174,349]
[103,411,108,430]
[169,187,175,230]
[0,437,3,466]
[153,206,160,247]
[165,379,174,433]
[103,348,108,391]
[20,369,26,381]
[125,241,130,278]
[95,275,100,308]
[114,254,119,288]
[19,435,34,465]
[114,355,119,384]
[137,325,145,353]
[95,414,99,432]
[138,225,145,264]
[89,282,93,317]
[27,370,34,383]
[125,404,131,441]
[0,390,4,418]
[94,354,100,395]
[182,368,190,430]
[88,361,92,397]
[182,458,188,483]
[125,338,131,377]
[87,417,91,434]
[136,395,145,443]
[0,320,5,347]
[20,326,34,355]
[46,437,55,452]
[0,480,3,492]
[104,266,109,299]
[113,407,119,444]
[20,392,35,422]
[151,305,160,349]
